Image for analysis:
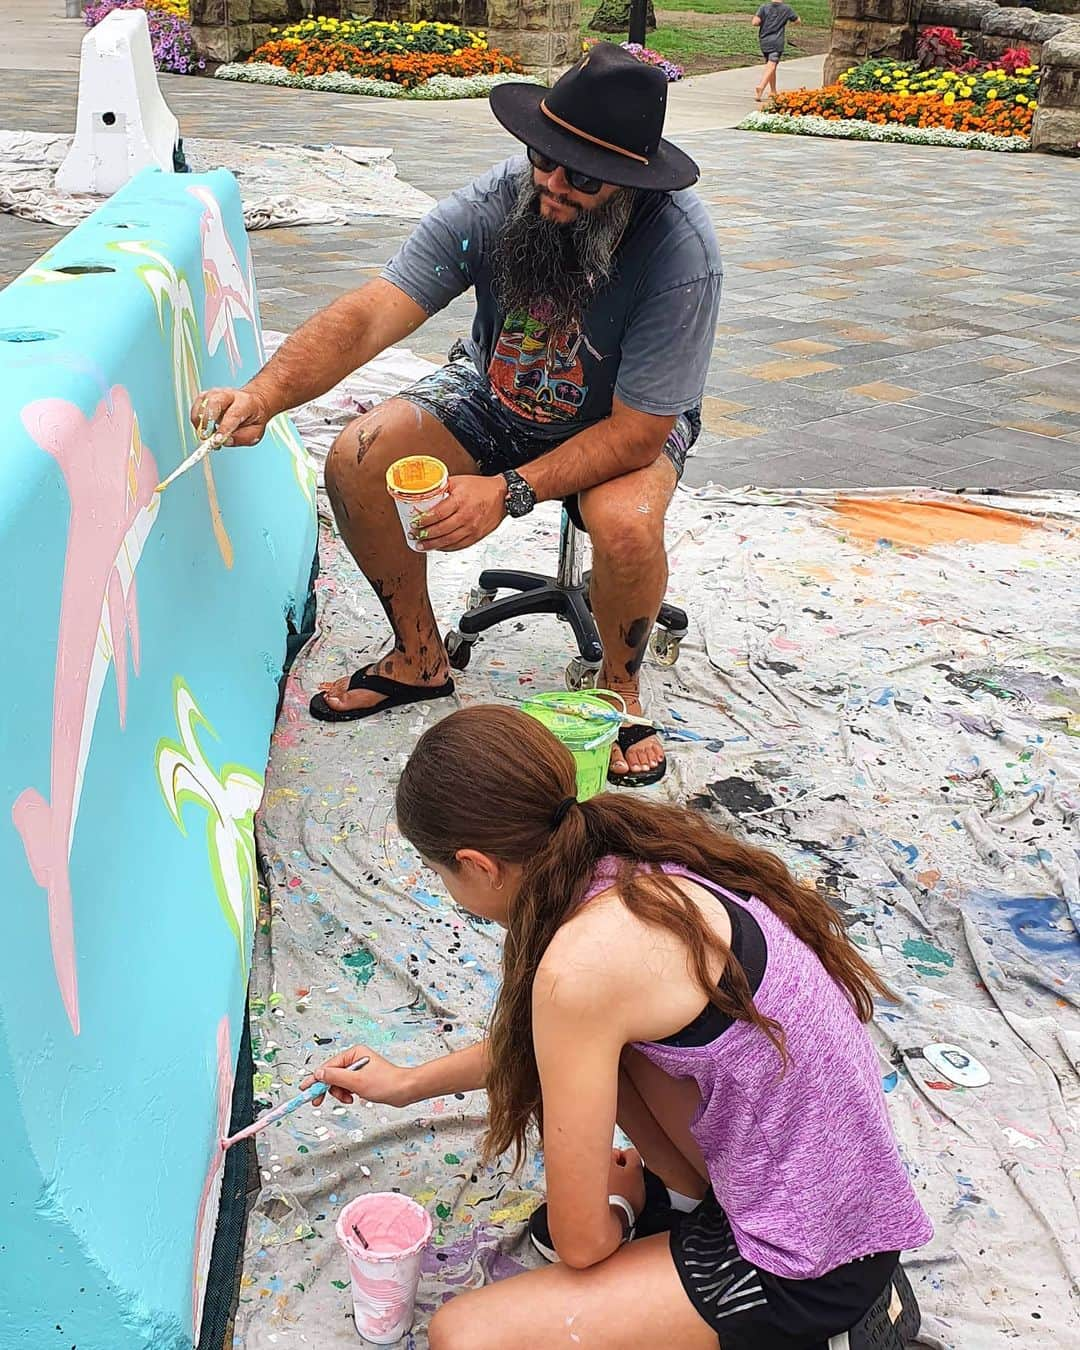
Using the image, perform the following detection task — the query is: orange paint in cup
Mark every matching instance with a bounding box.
[386,456,449,552]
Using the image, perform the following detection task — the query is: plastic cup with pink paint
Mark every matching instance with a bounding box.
[385,456,449,552]
[335,1192,432,1343]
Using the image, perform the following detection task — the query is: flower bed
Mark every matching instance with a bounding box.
[247,19,523,91]
[215,63,539,102]
[618,42,684,83]
[741,35,1040,151]
[771,82,1034,137]
[837,57,1038,111]
[738,110,1031,152]
[84,0,202,75]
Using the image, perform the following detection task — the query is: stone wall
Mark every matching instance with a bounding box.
[191,0,582,71]
[1032,23,1080,148]
[824,0,1080,152]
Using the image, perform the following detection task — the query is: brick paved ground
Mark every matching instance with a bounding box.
[2,69,1078,489]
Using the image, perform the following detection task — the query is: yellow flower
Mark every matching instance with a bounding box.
[1016,94,1027,104]
[986,87,997,99]
[943,91,955,104]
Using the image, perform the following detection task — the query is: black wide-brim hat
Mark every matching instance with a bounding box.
[490,42,699,193]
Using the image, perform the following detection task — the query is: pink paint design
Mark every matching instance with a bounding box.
[191,1015,234,1338]
[13,390,160,1035]
[188,186,256,375]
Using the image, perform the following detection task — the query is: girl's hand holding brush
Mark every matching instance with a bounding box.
[302,1044,417,1109]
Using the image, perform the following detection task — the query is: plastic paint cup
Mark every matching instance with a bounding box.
[386,456,449,552]
[335,1192,432,1344]
[521,690,624,801]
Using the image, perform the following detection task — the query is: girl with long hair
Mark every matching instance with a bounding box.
[307,705,932,1349]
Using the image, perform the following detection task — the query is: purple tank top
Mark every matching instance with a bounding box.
[585,860,933,1279]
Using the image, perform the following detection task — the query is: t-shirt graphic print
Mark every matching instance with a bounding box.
[488,307,600,425]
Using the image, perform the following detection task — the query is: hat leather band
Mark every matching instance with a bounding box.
[539,99,651,166]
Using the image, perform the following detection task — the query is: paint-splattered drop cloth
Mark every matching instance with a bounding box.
[236,350,1080,1349]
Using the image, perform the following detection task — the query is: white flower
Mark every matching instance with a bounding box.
[214,63,541,99]
[736,110,1029,153]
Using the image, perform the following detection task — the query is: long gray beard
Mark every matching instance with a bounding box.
[490,169,637,332]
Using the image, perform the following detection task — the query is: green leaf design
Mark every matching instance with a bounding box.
[266,413,317,508]
[155,676,263,976]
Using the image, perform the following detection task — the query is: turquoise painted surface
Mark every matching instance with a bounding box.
[0,169,317,1348]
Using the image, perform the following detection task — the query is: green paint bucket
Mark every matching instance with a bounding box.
[521,690,623,801]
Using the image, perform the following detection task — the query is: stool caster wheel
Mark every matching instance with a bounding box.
[445,630,474,671]
[565,657,601,691]
[650,630,681,667]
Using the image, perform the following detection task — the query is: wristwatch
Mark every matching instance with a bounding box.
[502,469,538,519]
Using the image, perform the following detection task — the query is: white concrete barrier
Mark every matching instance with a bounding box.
[56,9,179,195]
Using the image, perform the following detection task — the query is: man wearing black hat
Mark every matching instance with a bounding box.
[194,43,722,787]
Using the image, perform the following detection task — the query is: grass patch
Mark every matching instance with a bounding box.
[588,22,811,64]
[582,0,832,25]
[581,0,830,74]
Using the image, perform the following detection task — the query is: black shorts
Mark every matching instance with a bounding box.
[396,358,700,530]
[670,1191,917,1349]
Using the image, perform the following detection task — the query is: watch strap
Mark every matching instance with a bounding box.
[608,1193,637,1245]
[502,469,537,517]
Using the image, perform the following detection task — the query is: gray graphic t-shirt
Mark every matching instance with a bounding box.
[757,2,798,50]
[382,158,723,445]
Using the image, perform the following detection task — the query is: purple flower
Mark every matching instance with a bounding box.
[619,40,683,82]
[85,0,201,75]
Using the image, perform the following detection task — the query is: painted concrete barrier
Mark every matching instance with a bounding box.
[0,169,318,1348]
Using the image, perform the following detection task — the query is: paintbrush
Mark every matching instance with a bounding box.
[220,1057,371,1151]
[154,429,231,495]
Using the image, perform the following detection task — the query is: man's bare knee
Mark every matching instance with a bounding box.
[325,403,411,503]
[582,494,665,573]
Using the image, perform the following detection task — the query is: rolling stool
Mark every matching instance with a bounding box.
[444,505,689,691]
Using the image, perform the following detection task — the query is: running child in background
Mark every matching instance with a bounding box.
[754,0,801,101]
[307,706,933,1349]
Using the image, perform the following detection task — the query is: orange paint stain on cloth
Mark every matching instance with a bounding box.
[830,497,1038,549]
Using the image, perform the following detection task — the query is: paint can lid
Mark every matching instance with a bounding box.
[386,455,448,498]
[922,1042,990,1088]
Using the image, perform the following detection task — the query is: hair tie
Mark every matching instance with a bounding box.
[551,796,578,829]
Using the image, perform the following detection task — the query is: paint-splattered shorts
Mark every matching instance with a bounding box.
[671,1191,912,1348]
[396,358,700,530]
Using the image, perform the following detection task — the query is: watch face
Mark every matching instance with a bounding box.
[505,473,535,517]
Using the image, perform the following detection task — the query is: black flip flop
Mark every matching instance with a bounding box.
[309,665,455,723]
[607,723,667,788]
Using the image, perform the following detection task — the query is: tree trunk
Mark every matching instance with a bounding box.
[589,0,657,34]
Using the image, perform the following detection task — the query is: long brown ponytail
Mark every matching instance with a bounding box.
[395,705,892,1167]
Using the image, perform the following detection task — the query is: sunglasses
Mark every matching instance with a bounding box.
[527,147,605,196]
